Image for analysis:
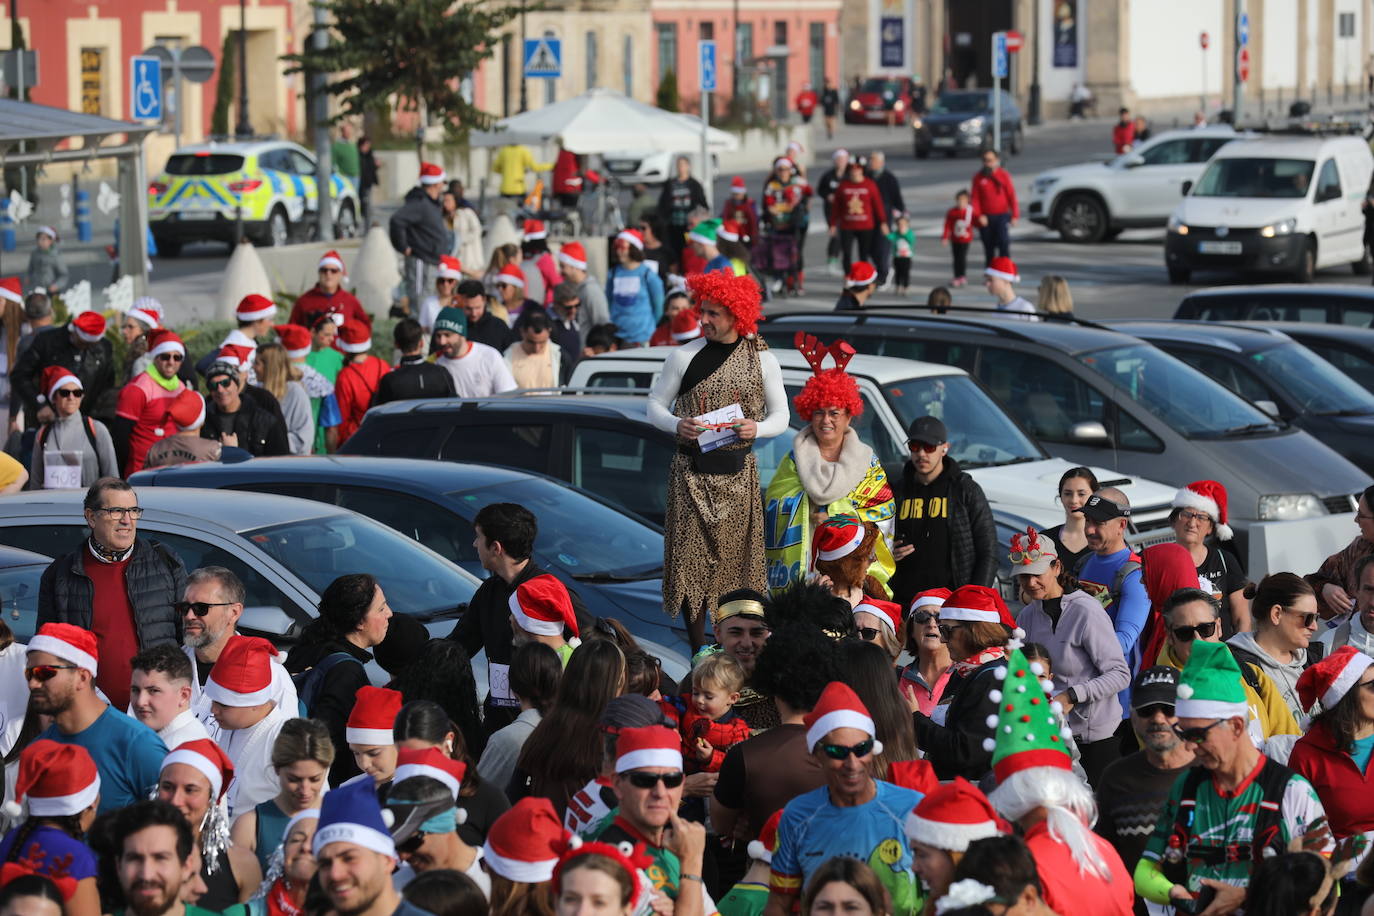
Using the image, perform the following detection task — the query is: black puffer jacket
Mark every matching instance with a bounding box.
[37,538,185,648]
[914,656,1006,781]
[891,455,997,596]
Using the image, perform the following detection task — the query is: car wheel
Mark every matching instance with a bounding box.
[335,201,358,239]
[155,239,181,258]
[1055,194,1108,244]
[1353,246,1373,275]
[1010,127,1024,154]
[1167,265,1191,284]
[265,207,290,248]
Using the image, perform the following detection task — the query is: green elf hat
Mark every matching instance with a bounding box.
[1174,640,1249,720]
[688,218,722,246]
[982,647,1074,784]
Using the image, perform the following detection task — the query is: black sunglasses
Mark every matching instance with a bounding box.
[1171,621,1218,642]
[1283,609,1319,628]
[155,353,184,363]
[937,622,963,641]
[911,610,939,625]
[1172,719,1226,744]
[625,771,685,789]
[209,377,236,390]
[820,738,875,760]
[26,664,77,682]
[174,600,236,617]
[1134,703,1176,719]
[396,833,426,855]
[55,388,85,399]
[857,627,881,642]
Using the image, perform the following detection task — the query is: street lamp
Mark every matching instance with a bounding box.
[1027,0,1042,124]
[235,0,252,137]
[519,0,528,113]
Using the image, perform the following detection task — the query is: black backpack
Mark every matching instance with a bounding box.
[291,651,360,717]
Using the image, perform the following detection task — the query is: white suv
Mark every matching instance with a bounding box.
[1026,128,1242,243]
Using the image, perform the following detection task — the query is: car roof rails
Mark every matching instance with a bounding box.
[1242,112,1372,138]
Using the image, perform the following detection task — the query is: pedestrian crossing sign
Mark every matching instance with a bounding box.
[524,38,562,78]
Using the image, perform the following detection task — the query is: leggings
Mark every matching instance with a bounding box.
[892,257,911,288]
[951,242,969,278]
[839,228,878,271]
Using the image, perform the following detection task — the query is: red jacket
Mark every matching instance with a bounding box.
[831,177,886,231]
[679,704,751,774]
[796,90,818,116]
[1111,122,1135,154]
[290,287,372,330]
[553,149,584,195]
[970,166,1019,219]
[334,355,391,444]
[942,203,979,244]
[721,198,760,247]
[1288,720,1374,838]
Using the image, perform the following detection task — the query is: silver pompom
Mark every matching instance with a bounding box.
[200,802,231,875]
[986,714,999,728]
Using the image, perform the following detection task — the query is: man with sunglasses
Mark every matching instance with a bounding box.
[38,477,185,711]
[1137,642,1331,916]
[557,242,609,334]
[290,250,371,331]
[201,359,290,457]
[13,308,115,428]
[112,328,189,476]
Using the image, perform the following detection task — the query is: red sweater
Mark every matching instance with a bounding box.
[1112,122,1135,153]
[970,166,1019,219]
[831,178,886,231]
[795,90,818,116]
[1025,821,1133,916]
[86,554,137,711]
[1288,720,1374,838]
[553,149,584,195]
[942,203,979,244]
[334,355,391,444]
[721,198,760,246]
[290,287,372,329]
[679,704,751,773]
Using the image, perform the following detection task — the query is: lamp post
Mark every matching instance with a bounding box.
[1027,0,1042,124]
[235,0,252,137]
[519,0,528,113]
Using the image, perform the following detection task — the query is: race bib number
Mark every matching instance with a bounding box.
[613,275,642,298]
[488,662,518,706]
[44,450,82,490]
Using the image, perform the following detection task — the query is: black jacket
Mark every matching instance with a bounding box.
[914,657,1004,780]
[816,167,845,225]
[371,356,456,406]
[201,399,289,456]
[37,537,186,650]
[892,455,997,592]
[467,312,515,353]
[13,325,117,424]
[284,637,372,785]
[870,169,906,220]
[658,178,708,229]
[388,187,447,264]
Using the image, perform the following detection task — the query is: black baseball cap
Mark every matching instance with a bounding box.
[1131,666,1178,711]
[1076,493,1131,521]
[906,416,948,446]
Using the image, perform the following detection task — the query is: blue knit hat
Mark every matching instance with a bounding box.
[312,776,396,858]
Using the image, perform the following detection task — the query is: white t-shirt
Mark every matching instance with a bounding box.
[417,295,442,334]
[439,342,518,397]
[996,296,1040,321]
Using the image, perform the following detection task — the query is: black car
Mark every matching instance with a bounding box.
[1238,321,1374,393]
[1111,320,1374,476]
[1174,285,1374,325]
[912,89,1023,159]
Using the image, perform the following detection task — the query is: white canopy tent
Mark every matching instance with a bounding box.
[472,88,739,153]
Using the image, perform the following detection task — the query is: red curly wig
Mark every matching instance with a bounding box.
[686,270,763,337]
[795,370,864,421]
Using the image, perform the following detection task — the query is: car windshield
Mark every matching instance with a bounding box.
[165,153,245,176]
[1078,344,1280,437]
[1191,157,1315,198]
[881,376,1045,468]
[449,478,663,580]
[932,92,988,114]
[1249,342,1374,415]
[244,514,477,620]
[0,563,43,642]
[860,79,903,95]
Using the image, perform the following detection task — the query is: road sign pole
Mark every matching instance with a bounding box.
[172,48,182,150]
[702,90,712,210]
[1233,0,1247,125]
[992,31,1006,153]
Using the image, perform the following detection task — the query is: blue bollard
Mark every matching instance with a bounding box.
[76,189,92,243]
[0,210,13,252]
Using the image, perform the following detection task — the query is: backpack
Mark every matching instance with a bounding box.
[291,651,361,717]
[36,416,99,460]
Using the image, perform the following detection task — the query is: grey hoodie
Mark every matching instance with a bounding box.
[1225,630,1313,727]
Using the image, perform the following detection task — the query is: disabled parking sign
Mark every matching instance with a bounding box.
[130,55,162,120]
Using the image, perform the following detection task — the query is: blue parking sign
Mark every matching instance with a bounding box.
[992,32,1008,79]
[699,40,717,93]
[130,55,162,120]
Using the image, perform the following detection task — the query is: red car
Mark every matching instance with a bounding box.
[845,76,916,125]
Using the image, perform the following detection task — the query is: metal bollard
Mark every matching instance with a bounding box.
[0,210,13,252]
[76,188,92,243]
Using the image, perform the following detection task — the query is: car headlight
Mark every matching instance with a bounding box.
[1033,177,1059,194]
[910,116,923,129]
[894,100,906,111]
[959,117,985,133]
[1258,493,1325,520]
[849,100,861,110]
[1167,214,1189,235]
[1259,217,1299,238]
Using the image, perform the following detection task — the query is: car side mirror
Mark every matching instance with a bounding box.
[1070,421,1111,444]
[240,605,298,639]
[1124,155,1145,168]
[1253,399,1281,418]
[1181,180,1194,196]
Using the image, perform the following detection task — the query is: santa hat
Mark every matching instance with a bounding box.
[718,220,742,243]
[274,324,312,359]
[812,514,866,564]
[346,686,403,746]
[161,738,234,801]
[746,809,783,864]
[804,682,882,753]
[36,226,58,242]
[483,797,577,883]
[846,261,878,288]
[3,740,100,819]
[71,311,106,343]
[131,296,166,324]
[904,777,1005,851]
[688,218,721,246]
[204,635,277,707]
[558,242,588,271]
[211,344,254,375]
[730,176,747,193]
[0,277,22,304]
[393,746,468,801]
[523,219,548,241]
[910,588,952,615]
[313,776,396,859]
[773,156,795,171]
[984,647,1074,782]
[318,250,346,273]
[854,598,902,637]
[337,319,372,354]
[436,255,463,280]
[509,573,579,639]
[1174,640,1249,721]
[615,229,645,250]
[125,303,161,330]
[615,725,683,773]
[554,842,654,910]
[29,623,98,674]
[419,162,446,185]
[942,584,1019,631]
[496,263,526,288]
[169,388,207,431]
[670,310,702,342]
[1173,480,1233,541]
[236,294,276,323]
[41,366,81,404]
[146,328,185,360]
[1298,645,1374,711]
[984,257,1020,283]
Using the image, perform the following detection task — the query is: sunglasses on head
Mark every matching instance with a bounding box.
[55,388,84,399]
[820,738,875,760]
[911,610,939,625]
[1171,621,1218,642]
[625,771,685,789]
[26,664,77,682]
[907,440,942,453]
[1172,719,1226,744]
[175,600,236,617]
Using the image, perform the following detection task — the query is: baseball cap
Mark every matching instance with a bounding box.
[1075,493,1131,522]
[906,416,948,446]
[1009,532,1058,577]
[1131,666,1179,712]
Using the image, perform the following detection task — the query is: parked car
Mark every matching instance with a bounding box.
[1174,285,1374,325]
[759,310,1368,577]
[847,76,917,125]
[0,546,51,643]
[1165,134,1374,283]
[1026,128,1240,242]
[1111,320,1374,475]
[601,149,720,185]
[911,89,1022,158]
[1235,321,1374,393]
[129,456,688,677]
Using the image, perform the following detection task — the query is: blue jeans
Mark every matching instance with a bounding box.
[979,212,1011,265]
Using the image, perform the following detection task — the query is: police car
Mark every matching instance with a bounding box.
[148,140,361,255]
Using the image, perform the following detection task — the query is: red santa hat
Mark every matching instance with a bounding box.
[213,344,254,374]
[146,328,185,360]
[615,229,645,250]
[904,776,1006,852]
[483,797,577,883]
[41,366,81,404]
[0,277,22,305]
[670,309,702,342]
[730,176,747,193]
[71,311,106,343]
[615,724,683,773]
[169,388,207,431]
[346,686,402,746]
[436,255,463,280]
[205,635,277,707]
[419,162,446,185]
[318,250,346,273]
[942,584,1019,631]
[274,324,312,359]
[29,622,98,674]
[1172,480,1233,541]
[236,294,277,323]
[804,681,881,753]
[1298,645,1374,711]
[910,588,952,615]
[854,598,903,637]
[496,263,526,288]
[553,842,654,910]
[746,809,783,864]
[773,156,795,171]
[337,319,372,354]
[846,261,878,289]
[984,257,1020,283]
[718,220,742,243]
[558,242,588,271]
[812,514,865,563]
[393,746,467,801]
[36,225,58,242]
[523,219,548,241]
[509,573,579,639]
[161,738,234,802]
[3,740,101,819]
[125,302,162,329]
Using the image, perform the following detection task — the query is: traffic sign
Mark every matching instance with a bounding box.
[699,40,718,93]
[0,49,38,91]
[523,38,561,78]
[1237,47,1250,82]
[992,32,1008,79]
[130,55,163,120]
[1239,12,1250,46]
[1005,30,1024,53]
[1200,31,1210,50]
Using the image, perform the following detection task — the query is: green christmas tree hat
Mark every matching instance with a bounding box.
[981,647,1074,783]
[1175,640,1248,720]
[688,218,722,246]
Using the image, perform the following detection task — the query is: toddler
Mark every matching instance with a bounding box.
[887,215,916,295]
[940,190,977,287]
[680,654,751,773]
[26,226,68,295]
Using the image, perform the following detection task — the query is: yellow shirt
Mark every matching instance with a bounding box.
[0,451,24,491]
[491,145,552,196]
[1157,642,1299,739]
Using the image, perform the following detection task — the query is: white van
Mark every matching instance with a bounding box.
[1164,134,1374,283]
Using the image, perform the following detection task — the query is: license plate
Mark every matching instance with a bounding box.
[1198,240,1242,254]
[179,212,217,221]
[932,137,956,147]
[606,160,636,171]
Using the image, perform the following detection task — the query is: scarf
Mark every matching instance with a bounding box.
[266,878,302,916]
[948,645,1006,679]
[792,427,874,506]
[147,361,181,392]
[88,538,133,564]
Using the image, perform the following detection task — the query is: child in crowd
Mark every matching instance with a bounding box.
[941,189,977,288]
[26,226,68,295]
[678,654,751,822]
[887,215,916,295]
